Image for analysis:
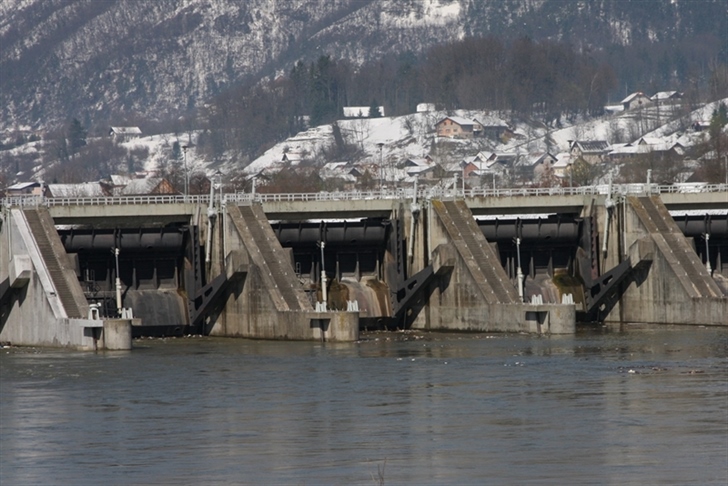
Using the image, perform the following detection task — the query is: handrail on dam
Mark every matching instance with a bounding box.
[3,183,726,208]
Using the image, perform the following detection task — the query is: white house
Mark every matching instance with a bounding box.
[109,126,142,142]
[650,91,683,104]
[621,92,652,111]
[6,181,44,197]
[45,182,109,198]
[569,140,610,165]
[342,106,385,118]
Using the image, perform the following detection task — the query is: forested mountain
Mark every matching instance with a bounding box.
[1,0,726,133]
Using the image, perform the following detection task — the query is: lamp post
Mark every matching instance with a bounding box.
[181,145,190,197]
[646,168,652,194]
[213,169,223,202]
[318,241,327,311]
[461,166,466,196]
[568,161,573,187]
[112,247,122,316]
[515,236,524,302]
[704,233,712,274]
[376,142,384,194]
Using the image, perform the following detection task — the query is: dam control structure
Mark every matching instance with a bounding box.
[1,184,726,350]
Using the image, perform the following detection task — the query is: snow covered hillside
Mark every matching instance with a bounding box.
[2,0,725,131]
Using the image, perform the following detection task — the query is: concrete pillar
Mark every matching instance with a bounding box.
[102,319,132,350]
[326,312,360,342]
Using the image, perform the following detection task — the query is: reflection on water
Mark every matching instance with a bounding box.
[1,329,726,485]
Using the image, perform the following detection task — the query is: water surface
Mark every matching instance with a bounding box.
[1,329,726,485]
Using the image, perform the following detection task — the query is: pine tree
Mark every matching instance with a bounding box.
[368,99,382,118]
[67,118,87,155]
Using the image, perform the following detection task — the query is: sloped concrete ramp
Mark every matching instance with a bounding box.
[215,204,358,341]
[1,208,132,349]
[227,204,311,311]
[432,199,519,304]
[425,199,574,334]
[621,196,726,326]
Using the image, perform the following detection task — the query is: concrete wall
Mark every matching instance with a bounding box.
[209,206,359,342]
[418,206,576,334]
[1,209,132,349]
[601,198,727,327]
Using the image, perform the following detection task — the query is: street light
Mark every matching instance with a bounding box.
[181,144,190,197]
[515,236,524,302]
[461,166,466,195]
[112,247,122,316]
[568,161,573,187]
[376,142,384,193]
[704,233,712,274]
[317,241,327,311]
[213,169,224,201]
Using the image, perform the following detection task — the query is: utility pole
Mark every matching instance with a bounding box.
[377,142,384,194]
[704,233,712,274]
[318,241,327,311]
[182,145,190,197]
[112,247,122,316]
[646,169,652,194]
[515,236,524,302]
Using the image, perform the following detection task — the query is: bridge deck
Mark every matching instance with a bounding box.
[3,184,724,221]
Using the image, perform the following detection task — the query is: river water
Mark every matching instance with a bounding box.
[1,328,726,485]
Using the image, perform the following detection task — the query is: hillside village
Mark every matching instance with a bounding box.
[2,91,727,198]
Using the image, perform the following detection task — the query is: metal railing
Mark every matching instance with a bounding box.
[3,184,726,208]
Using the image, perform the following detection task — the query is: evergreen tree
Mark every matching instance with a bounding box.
[709,102,727,169]
[172,141,182,161]
[67,118,87,155]
[368,99,382,118]
[710,102,728,134]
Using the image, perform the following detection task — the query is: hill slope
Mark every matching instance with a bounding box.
[1,0,725,130]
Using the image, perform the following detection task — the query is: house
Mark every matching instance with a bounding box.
[513,152,558,183]
[651,91,683,104]
[435,159,464,178]
[109,174,134,186]
[470,114,513,140]
[416,103,436,112]
[608,138,684,163]
[461,152,496,178]
[692,120,711,132]
[531,153,559,184]
[342,106,385,118]
[621,92,652,111]
[45,182,110,198]
[401,157,436,180]
[569,140,610,165]
[482,123,512,141]
[320,162,363,189]
[281,152,304,165]
[115,177,177,196]
[109,126,142,143]
[490,152,521,172]
[604,104,625,115]
[6,181,43,197]
[552,153,573,180]
[435,116,484,139]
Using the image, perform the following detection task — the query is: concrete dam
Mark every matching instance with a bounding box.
[1,185,726,350]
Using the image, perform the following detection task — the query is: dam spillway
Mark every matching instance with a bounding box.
[1,185,726,349]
